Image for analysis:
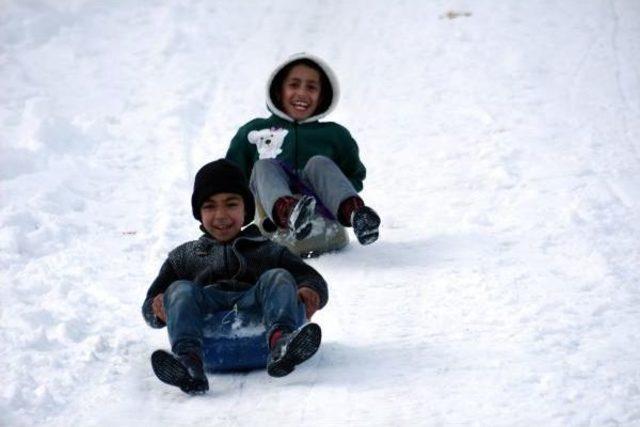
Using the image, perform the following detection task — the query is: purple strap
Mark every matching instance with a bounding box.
[276,159,336,220]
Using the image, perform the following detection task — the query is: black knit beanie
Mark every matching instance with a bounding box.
[191,159,255,225]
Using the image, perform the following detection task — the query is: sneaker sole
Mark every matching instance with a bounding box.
[267,323,322,378]
[290,196,316,240]
[151,350,209,395]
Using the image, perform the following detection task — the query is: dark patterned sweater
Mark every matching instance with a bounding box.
[141,225,328,328]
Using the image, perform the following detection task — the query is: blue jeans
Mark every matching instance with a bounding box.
[163,269,304,357]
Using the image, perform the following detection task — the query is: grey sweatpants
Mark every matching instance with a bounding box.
[249,155,358,222]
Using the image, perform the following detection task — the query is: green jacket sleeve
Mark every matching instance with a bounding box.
[337,128,366,192]
[225,127,254,180]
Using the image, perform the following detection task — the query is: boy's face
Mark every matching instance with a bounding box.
[280,64,321,121]
[200,193,245,242]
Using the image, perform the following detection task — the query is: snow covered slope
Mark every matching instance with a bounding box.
[2,0,640,425]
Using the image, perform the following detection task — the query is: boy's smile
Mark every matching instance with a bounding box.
[200,193,245,242]
[280,64,321,121]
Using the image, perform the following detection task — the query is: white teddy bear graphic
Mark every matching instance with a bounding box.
[247,127,289,159]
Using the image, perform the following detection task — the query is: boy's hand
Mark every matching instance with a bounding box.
[152,293,167,323]
[298,287,320,319]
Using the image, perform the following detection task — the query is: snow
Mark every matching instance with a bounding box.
[2,0,640,425]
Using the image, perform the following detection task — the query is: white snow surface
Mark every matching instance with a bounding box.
[2,1,640,426]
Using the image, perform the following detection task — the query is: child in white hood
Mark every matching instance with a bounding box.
[226,53,380,246]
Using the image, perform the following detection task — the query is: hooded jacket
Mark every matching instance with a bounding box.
[226,53,366,192]
[141,225,328,328]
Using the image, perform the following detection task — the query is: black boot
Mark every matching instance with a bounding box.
[151,350,209,395]
[288,195,316,240]
[267,323,322,378]
[352,206,381,245]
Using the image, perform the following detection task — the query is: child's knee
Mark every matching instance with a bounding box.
[305,155,336,174]
[250,158,280,183]
[260,268,296,289]
[307,155,332,167]
[165,280,199,303]
[253,158,279,172]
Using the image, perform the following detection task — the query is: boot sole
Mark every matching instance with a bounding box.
[151,350,209,395]
[353,207,381,245]
[290,196,316,240]
[267,323,322,378]
[357,230,379,245]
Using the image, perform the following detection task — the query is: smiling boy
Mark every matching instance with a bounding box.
[278,62,322,121]
[142,159,327,394]
[226,53,381,247]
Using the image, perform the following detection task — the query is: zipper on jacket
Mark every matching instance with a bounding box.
[223,243,231,278]
[293,122,299,170]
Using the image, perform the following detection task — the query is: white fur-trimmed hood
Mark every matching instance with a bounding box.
[265,52,340,124]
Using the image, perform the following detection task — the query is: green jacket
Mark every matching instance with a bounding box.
[225,53,366,192]
[226,114,366,192]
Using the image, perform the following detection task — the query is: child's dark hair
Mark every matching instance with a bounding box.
[270,59,334,117]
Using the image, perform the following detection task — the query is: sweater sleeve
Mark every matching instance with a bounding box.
[278,248,329,309]
[141,259,179,328]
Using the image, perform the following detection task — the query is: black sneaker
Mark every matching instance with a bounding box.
[351,206,381,245]
[267,323,322,378]
[288,195,316,240]
[151,350,209,395]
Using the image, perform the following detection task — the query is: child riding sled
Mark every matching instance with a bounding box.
[226,53,381,254]
[141,159,328,394]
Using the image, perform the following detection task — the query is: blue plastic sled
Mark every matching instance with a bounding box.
[202,304,306,372]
